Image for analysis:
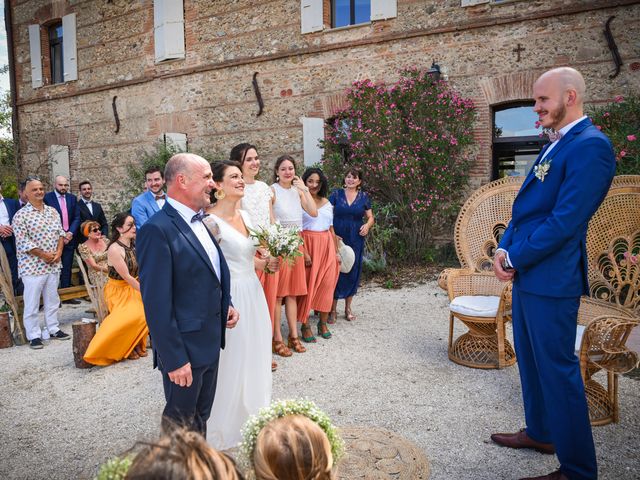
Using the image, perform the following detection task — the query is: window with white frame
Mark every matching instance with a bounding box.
[301,0,396,34]
[154,0,185,62]
[28,13,77,88]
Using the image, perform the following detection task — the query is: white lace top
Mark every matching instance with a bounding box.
[302,202,333,232]
[241,181,273,230]
[272,183,303,229]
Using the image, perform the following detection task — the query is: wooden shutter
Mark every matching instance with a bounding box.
[28,24,43,88]
[48,145,70,184]
[154,0,185,62]
[461,0,490,6]
[302,117,325,166]
[62,13,78,81]
[301,0,323,34]
[371,0,397,21]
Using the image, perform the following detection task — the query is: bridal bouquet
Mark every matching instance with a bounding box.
[249,222,303,273]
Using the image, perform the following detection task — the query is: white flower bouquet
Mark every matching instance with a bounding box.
[249,222,303,273]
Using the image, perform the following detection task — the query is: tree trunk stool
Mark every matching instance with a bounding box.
[72,320,97,369]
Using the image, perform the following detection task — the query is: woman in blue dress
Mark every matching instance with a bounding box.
[329,167,374,322]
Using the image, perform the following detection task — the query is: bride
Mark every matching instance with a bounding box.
[204,160,273,450]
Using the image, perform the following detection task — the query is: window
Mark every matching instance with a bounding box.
[492,103,545,180]
[160,133,188,152]
[48,145,70,184]
[49,23,63,84]
[28,13,77,88]
[333,0,370,28]
[301,0,396,34]
[302,118,325,166]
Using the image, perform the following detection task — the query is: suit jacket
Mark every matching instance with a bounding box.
[44,191,81,245]
[131,190,162,228]
[498,118,616,298]
[76,198,109,243]
[137,201,231,373]
[1,197,20,246]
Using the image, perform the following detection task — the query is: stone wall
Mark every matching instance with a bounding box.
[9,0,640,203]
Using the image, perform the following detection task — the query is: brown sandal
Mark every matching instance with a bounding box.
[127,350,140,360]
[287,335,306,353]
[272,340,292,357]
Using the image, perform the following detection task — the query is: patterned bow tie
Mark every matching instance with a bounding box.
[155,194,166,201]
[547,130,563,143]
[191,211,209,223]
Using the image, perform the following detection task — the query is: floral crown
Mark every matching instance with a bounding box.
[240,399,345,468]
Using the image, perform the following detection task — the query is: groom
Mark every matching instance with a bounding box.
[138,153,238,435]
[492,67,616,480]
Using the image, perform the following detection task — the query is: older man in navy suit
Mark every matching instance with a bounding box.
[137,154,239,435]
[0,181,22,295]
[492,68,616,480]
[44,175,81,295]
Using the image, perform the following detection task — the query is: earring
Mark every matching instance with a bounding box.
[214,190,225,200]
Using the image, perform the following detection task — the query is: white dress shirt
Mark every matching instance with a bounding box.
[0,196,10,226]
[167,197,221,280]
[83,199,94,215]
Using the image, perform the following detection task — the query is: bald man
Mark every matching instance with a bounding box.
[491,68,616,480]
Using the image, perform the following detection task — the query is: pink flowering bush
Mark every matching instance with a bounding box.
[588,94,640,175]
[322,68,475,260]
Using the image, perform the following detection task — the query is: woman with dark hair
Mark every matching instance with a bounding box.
[296,167,340,341]
[230,143,280,371]
[84,212,149,365]
[270,155,317,356]
[204,160,272,449]
[329,167,374,322]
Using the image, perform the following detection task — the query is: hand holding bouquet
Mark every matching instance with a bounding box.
[250,222,303,274]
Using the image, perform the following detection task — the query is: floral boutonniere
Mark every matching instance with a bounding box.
[534,158,552,182]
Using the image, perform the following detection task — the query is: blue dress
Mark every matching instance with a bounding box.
[329,189,371,299]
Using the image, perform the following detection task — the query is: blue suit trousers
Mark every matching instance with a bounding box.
[512,287,597,480]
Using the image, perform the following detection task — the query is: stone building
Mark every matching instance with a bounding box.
[6,0,640,203]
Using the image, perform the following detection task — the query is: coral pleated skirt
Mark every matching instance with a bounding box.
[257,267,279,329]
[83,279,149,366]
[276,243,307,298]
[297,230,340,323]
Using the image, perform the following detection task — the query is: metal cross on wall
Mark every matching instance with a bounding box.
[513,43,525,62]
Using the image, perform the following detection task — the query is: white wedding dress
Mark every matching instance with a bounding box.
[205,210,272,450]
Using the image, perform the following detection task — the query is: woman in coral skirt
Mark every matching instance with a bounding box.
[84,212,148,366]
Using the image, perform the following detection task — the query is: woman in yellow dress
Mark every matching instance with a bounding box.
[84,212,148,365]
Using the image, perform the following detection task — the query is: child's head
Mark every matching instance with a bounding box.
[253,415,334,480]
[125,428,244,480]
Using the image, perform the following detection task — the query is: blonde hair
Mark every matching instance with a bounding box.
[253,415,334,480]
[125,428,244,480]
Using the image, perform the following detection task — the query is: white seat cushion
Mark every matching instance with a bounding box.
[575,324,586,356]
[450,295,500,317]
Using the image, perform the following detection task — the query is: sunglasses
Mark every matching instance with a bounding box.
[90,228,100,233]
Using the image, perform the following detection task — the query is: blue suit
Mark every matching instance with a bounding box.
[499,118,615,480]
[131,190,162,228]
[137,201,231,435]
[2,197,22,294]
[44,191,81,288]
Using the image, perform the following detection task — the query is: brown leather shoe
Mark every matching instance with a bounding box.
[490,428,555,454]
[519,470,568,480]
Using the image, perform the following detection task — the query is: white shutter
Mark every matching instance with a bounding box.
[28,24,43,88]
[301,0,323,34]
[162,133,188,152]
[461,0,489,6]
[62,13,78,81]
[48,145,70,184]
[371,0,397,21]
[154,0,185,62]
[302,117,325,166]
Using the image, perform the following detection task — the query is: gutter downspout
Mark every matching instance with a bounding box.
[4,0,20,179]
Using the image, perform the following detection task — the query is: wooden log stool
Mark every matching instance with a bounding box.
[0,311,13,348]
[72,320,97,369]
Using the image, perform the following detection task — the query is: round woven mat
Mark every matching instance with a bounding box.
[336,427,430,479]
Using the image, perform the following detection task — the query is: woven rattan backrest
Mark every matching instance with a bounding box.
[586,175,640,315]
[454,176,524,272]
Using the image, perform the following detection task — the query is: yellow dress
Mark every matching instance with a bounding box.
[83,242,148,366]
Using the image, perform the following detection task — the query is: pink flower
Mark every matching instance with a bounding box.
[614,95,624,103]
[627,134,636,141]
[595,125,602,131]
[620,150,627,157]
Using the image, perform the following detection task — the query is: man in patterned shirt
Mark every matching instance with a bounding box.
[12,177,70,349]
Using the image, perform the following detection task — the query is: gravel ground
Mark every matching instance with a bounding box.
[0,281,638,480]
